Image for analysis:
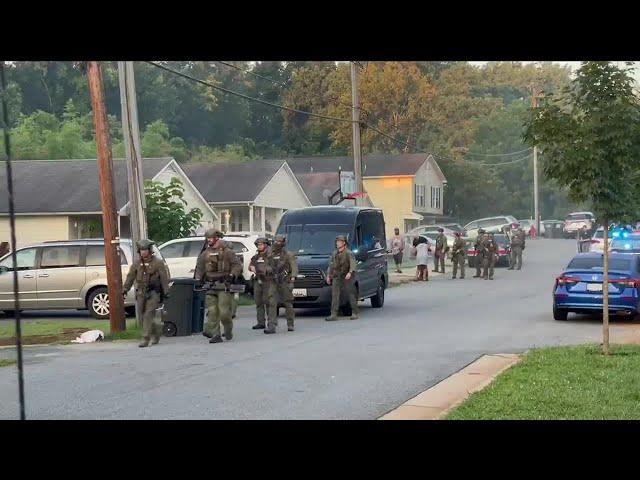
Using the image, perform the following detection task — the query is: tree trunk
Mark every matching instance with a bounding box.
[602,218,609,355]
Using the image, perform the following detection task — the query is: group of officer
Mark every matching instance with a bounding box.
[429,222,527,281]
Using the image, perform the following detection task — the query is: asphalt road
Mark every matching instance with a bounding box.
[0,239,629,419]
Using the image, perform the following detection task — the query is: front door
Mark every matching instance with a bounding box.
[0,247,39,310]
[36,245,86,309]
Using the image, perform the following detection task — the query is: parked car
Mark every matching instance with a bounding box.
[587,227,609,253]
[276,206,388,315]
[541,220,564,238]
[404,231,454,252]
[552,252,640,320]
[517,219,545,236]
[0,239,168,319]
[158,234,256,286]
[563,212,596,238]
[463,215,518,240]
[466,233,511,268]
[610,233,640,253]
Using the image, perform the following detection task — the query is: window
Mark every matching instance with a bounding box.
[359,211,386,252]
[478,218,509,229]
[225,241,248,254]
[430,186,441,209]
[185,240,206,258]
[40,246,82,269]
[567,257,631,271]
[0,248,37,271]
[285,224,351,255]
[160,242,186,259]
[86,245,127,266]
[414,184,425,208]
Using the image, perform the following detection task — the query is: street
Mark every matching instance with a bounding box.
[0,239,630,419]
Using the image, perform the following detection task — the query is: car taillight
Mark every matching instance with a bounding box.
[467,249,475,255]
[555,276,580,287]
[590,239,601,244]
[610,279,640,288]
[498,249,506,255]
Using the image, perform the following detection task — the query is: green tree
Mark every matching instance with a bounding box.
[525,61,640,355]
[144,177,203,244]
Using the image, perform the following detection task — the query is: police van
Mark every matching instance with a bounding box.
[275,206,388,315]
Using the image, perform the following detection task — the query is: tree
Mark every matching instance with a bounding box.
[525,61,640,355]
[144,177,203,244]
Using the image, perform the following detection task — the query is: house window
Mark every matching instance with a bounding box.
[414,184,425,208]
[431,186,441,209]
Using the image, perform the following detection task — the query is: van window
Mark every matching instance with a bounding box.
[86,245,127,266]
[359,211,386,251]
[0,248,37,271]
[40,246,82,269]
[284,224,351,255]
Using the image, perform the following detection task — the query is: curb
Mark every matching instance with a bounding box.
[378,353,522,420]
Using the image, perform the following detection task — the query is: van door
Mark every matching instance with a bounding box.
[355,211,383,297]
[0,247,39,310]
[36,245,86,309]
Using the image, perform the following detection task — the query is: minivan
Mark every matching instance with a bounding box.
[275,206,388,314]
[0,239,168,319]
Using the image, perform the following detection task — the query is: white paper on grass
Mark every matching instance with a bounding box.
[71,330,105,344]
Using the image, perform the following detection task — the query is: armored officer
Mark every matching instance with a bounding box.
[433,228,448,273]
[325,235,359,321]
[482,232,498,280]
[249,237,277,333]
[271,234,298,332]
[472,228,486,278]
[451,231,466,279]
[195,229,242,344]
[507,222,526,270]
[123,239,170,348]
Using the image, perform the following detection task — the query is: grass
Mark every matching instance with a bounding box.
[0,359,16,368]
[446,344,640,420]
[0,318,141,343]
[237,293,255,306]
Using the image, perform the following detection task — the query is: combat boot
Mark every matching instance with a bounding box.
[349,314,359,320]
[489,276,494,280]
[252,323,266,330]
[203,331,212,339]
[139,338,150,348]
[325,315,339,321]
[209,335,223,344]
[151,336,160,345]
[451,276,456,279]
[264,325,276,334]
[507,266,514,270]
[288,325,295,332]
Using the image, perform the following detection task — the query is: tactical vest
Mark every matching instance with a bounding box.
[136,257,163,293]
[203,247,230,280]
[252,252,272,279]
[271,248,290,282]
[333,250,351,276]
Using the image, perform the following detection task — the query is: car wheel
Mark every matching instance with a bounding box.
[553,304,568,321]
[163,321,177,337]
[88,287,110,319]
[371,278,385,308]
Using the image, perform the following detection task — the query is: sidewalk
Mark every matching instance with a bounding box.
[388,265,444,286]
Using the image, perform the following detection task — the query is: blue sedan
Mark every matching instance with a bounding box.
[553,252,640,320]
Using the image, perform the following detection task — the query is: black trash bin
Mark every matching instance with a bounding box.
[162,278,196,337]
[192,288,205,334]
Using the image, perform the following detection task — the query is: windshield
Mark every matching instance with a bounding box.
[611,238,640,251]
[593,230,604,239]
[566,213,592,221]
[478,218,508,228]
[567,257,632,271]
[283,224,350,255]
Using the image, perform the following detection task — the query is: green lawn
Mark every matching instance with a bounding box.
[0,318,141,344]
[446,344,640,420]
[0,359,16,368]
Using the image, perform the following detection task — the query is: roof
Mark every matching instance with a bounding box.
[295,172,339,206]
[285,154,432,177]
[181,160,284,203]
[0,158,171,214]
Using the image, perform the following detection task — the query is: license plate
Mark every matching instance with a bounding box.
[587,283,603,292]
[292,288,307,297]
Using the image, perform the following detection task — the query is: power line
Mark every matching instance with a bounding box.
[215,61,289,88]
[465,147,533,157]
[481,153,532,166]
[146,61,353,124]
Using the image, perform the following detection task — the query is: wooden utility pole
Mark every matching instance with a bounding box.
[87,61,126,333]
[530,84,541,233]
[350,61,363,206]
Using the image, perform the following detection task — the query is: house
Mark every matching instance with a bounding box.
[182,159,312,235]
[0,158,218,249]
[286,153,447,238]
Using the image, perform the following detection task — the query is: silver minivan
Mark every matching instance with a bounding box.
[0,239,168,319]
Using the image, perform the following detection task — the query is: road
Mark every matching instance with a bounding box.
[0,239,631,419]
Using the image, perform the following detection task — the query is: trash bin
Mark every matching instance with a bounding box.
[162,278,196,337]
[192,288,205,334]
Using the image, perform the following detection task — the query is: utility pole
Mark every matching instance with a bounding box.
[118,61,146,327]
[350,61,363,206]
[531,84,541,233]
[87,61,126,333]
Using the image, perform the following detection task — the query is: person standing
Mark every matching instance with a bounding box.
[122,239,170,348]
[451,232,466,279]
[472,229,486,278]
[412,236,430,281]
[271,234,298,332]
[325,235,359,321]
[529,223,536,240]
[433,227,448,273]
[195,229,242,344]
[508,223,526,270]
[576,225,589,253]
[482,232,498,280]
[390,227,404,273]
[249,237,277,333]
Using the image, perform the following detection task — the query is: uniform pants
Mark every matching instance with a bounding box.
[475,254,484,276]
[275,282,295,327]
[483,254,496,278]
[254,280,277,327]
[511,246,523,269]
[205,291,233,338]
[452,254,465,278]
[434,251,445,272]
[331,276,358,317]
[137,291,162,340]
[232,294,238,317]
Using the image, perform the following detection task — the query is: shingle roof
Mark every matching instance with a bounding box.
[285,153,430,177]
[295,172,340,206]
[181,160,285,203]
[0,158,171,214]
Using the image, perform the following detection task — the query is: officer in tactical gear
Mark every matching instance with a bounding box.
[433,227,448,273]
[271,234,298,332]
[249,237,277,333]
[482,232,498,280]
[325,235,359,321]
[123,239,170,348]
[451,231,466,279]
[472,228,486,278]
[507,222,526,270]
[195,229,242,343]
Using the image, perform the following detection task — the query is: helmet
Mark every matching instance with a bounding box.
[437,227,444,233]
[136,239,154,251]
[478,228,485,234]
[454,231,461,237]
[273,234,286,244]
[205,229,224,239]
[335,235,348,243]
[254,237,269,247]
